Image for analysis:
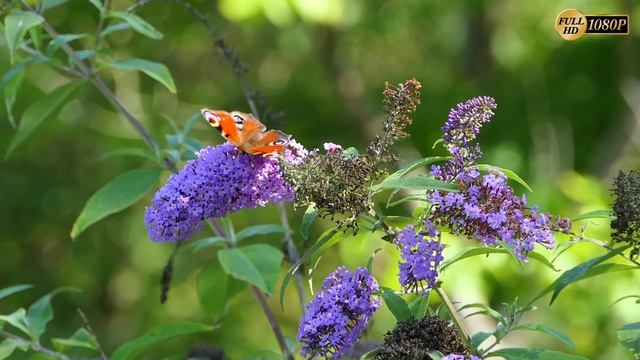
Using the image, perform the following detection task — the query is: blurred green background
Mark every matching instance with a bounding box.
[1,0,640,358]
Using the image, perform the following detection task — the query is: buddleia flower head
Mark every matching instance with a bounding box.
[611,170,640,258]
[145,143,302,242]
[297,267,380,359]
[396,220,444,292]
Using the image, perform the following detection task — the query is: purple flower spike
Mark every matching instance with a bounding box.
[297,267,380,359]
[145,143,302,242]
[396,221,444,292]
[429,97,571,260]
[442,96,497,147]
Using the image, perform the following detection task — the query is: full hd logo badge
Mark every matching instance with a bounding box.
[555,9,629,41]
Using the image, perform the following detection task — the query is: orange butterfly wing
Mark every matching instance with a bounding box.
[246,130,290,157]
[201,109,241,143]
[201,109,289,157]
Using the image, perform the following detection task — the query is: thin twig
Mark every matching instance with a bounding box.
[279,203,307,312]
[77,309,109,360]
[1,330,71,360]
[91,0,112,70]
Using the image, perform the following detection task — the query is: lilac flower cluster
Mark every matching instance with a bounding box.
[396,220,444,292]
[429,97,571,260]
[297,266,380,359]
[145,143,299,242]
[443,354,482,360]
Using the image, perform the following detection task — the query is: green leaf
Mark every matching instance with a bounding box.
[612,294,640,307]
[71,168,163,239]
[107,58,176,93]
[529,262,639,306]
[5,80,86,158]
[3,10,44,63]
[26,287,79,339]
[47,34,87,56]
[618,322,640,356]
[513,323,575,349]
[100,22,131,38]
[4,66,24,128]
[409,293,430,320]
[387,156,451,180]
[196,262,245,321]
[99,147,158,162]
[474,164,534,192]
[183,236,226,254]
[487,348,588,360]
[300,203,318,241]
[460,303,505,324]
[572,209,614,222]
[549,246,629,305]
[470,331,493,352]
[0,309,30,336]
[42,0,71,11]
[88,0,103,11]
[0,57,45,91]
[280,228,339,309]
[111,323,213,360]
[218,244,284,294]
[366,248,382,273]
[440,247,557,272]
[108,11,163,40]
[381,290,412,322]
[0,338,28,360]
[0,284,32,301]
[372,176,459,192]
[52,328,99,353]
[235,224,286,243]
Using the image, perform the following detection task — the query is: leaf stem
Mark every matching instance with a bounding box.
[77,309,109,360]
[435,286,471,347]
[92,0,112,70]
[0,330,71,360]
[279,203,307,313]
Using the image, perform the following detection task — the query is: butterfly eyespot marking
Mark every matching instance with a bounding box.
[273,139,287,145]
[232,114,245,125]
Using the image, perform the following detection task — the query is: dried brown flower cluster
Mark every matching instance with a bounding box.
[368,79,422,163]
[611,170,640,259]
[285,79,422,229]
[373,316,470,360]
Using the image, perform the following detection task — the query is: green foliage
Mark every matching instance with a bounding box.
[440,246,557,272]
[617,322,640,357]
[196,261,245,321]
[218,244,284,294]
[0,284,32,301]
[487,348,589,360]
[110,323,213,360]
[106,59,176,93]
[572,209,615,222]
[371,175,458,192]
[107,12,164,40]
[381,290,412,322]
[299,203,318,241]
[5,80,87,158]
[51,328,99,353]
[3,10,44,63]
[71,168,163,239]
[235,224,286,243]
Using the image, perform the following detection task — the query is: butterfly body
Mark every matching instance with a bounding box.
[201,109,290,157]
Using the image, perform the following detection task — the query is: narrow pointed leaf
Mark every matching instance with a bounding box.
[572,209,614,222]
[381,290,411,322]
[0,284,32,301]
[6,80,86,158]
[71,168,163,239]
[513,323,575,349]
[3,10,44,63]
[108,11,163,40]
[474,164,534,192]
[235,224,286,243]
[107,58,176,93]
[300,203,318,240]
